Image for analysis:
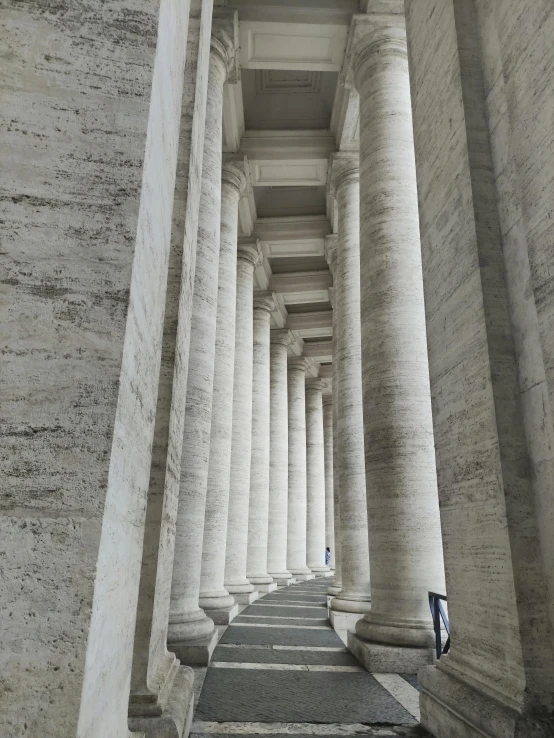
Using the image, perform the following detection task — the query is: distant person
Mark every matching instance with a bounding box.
[325,546,331,567]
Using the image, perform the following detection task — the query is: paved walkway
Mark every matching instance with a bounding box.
[192,579,428,738]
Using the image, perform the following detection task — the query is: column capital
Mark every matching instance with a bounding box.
[253,290,276,314]
[271,329,294,347]
[328,152,359,194]
[287,356,310,373]
[211,9,240,83]
[222,160,247,196]
[325,234,338,275]
[237,237,262,267]
[306,378,324,393]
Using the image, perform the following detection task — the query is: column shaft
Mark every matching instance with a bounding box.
[287,357,313,579]
[267,331,293,582]
[168,39,229,659]
[306,379,329,574]
[225,239,261,598]
[199,161,246,621]
[247,293,276,589]
[351,26,445,667]
[322,396,335,569]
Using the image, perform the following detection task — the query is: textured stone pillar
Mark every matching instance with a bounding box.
[306,379,329,575]
[224,238,262,604]
[168,22,237,665]
[328,154,371,629]
[129,3,213,734]
[267,330,294,585]
[325,243,342,597]
[348,23,445,672]
[247,292,277,592]
[199,160,246,625]
[406,3,554,736]
[322,395,335,570]
[287,357,314,580]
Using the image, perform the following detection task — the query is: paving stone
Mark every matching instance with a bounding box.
[195,670,416,724]
[233,616,330,626]
[218,625,344,648]
[212,646,360,666]
[399,674,421,692]
[243,605,328,618]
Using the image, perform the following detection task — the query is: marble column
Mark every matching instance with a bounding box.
[224,238,262,604]
[349,24,445,672]
[199,160,246,625]
[267,330,294,585]
[247,292,278,593]
[328,154,371,629]
[287,357,314,580]
[325,242,342,598]
[168,24,236,665]
[306,378,329,576]
[322,395,335,570]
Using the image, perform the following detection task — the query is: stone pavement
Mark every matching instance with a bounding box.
[191,579,428,738]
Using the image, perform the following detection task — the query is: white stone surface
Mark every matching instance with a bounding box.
[305,379,329,574]
[247,292,276,585]
[328,155,371,618]
[267,330,294,582]
[169,31,233,657]
[322,396,335,569]
[352,22,445,653]
[225,239,262,594]
[287,357,312,577]
[200,160,246,617]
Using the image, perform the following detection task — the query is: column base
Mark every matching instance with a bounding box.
[204,602,239,625]
[419,662,554,738]
[269,571,293,583]
[128,665,194,738]
[348,631,434,673]
[329,609,365,635]
[330,594,371,614]
[168,627,218,667]
[293,572,316,581]
[225,579,255,595]
[327,584,341,596]
[256,582,278,593]
[310,566,330,578]
[277,578,297,587]
[233,590,260,605]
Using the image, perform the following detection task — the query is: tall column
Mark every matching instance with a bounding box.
[267,330,294,584]
[348,22,445,672]
[325,243,342,597]
[247,292,277,592]
[306,378,329,575]
[322,395,335,570]
[129,3,213,734]
[224,238,262,604]
[328,154,371,629]
[406,4,554,736]
[199,160,246,625]
[287,357,314,580]
[168,21,237,666]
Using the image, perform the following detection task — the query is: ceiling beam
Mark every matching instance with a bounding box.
[287,310,333,338]
[303,340,333,361]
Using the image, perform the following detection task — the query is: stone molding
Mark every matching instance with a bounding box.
[306,378,325,392]
[325,234,338,274]
[352,26,408,90]
[212,9,240,84]
[287,356,310,372]
[328,152,360,194]
[253,290,276,313]
[270,329,294,347]
[237,237,262,267]
[221,160,247,195]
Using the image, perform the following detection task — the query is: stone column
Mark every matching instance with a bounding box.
[328,154,371,631]
[199,160,246,626]
[224,238,262,604]
[322,395,335,570]
[306,378,329,576]
[168,22,237,666]
[325,242,342,597]
[287,357,314,580]
[247,292,278,592]
[267,330,294,585]
[348,23,445,672]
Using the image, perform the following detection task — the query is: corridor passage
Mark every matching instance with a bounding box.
[192,579,427,738]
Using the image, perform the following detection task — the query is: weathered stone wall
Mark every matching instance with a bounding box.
[0,0,188,735]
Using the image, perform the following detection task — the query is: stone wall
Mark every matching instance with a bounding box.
[0,0,188,735]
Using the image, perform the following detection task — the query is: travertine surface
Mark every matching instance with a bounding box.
[287,357,312,578]
[200,161,246,615]
[130,0,212,728]
[305,379,329,574]
[247,293,276,585]
[406,1,554,734]
[352,22,445,650]
[267,330,294,582]
[328,155,370,615]
[0,0,188,735]
[322,396,335,569]
[225,239,262,594]
[168,39,230,653]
